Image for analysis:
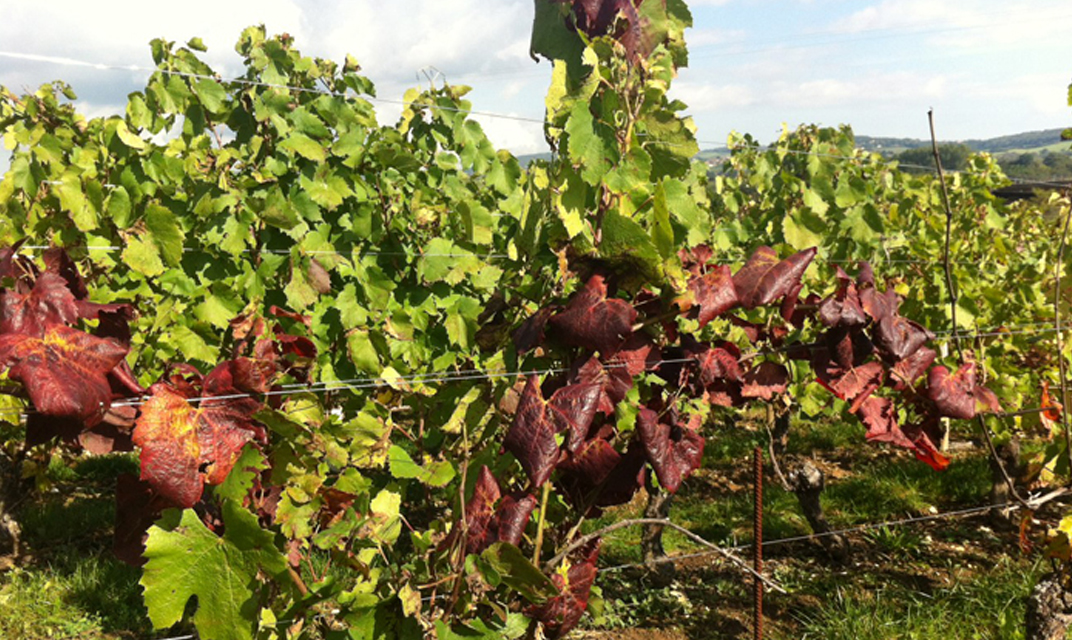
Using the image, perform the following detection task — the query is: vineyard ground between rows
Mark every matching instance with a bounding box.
[1,413,1063,640]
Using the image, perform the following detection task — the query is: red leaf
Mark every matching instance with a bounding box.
[513,307,555,354]
[857,396,914,449]
[1042,381,1063,421]
[873,314,933,361]
[530,539,601,639]
[636,408,704,493]
[494,493,538,547]
[132,372,263,508]
[856,397,949,471]
[927,363,976,420]
[818,267,867,328]
[686,265,739,327]
[687,340,742,385]
[741,362,790,400]
[0,325,127,424]
[974,385,1002,415]
[42,248,89,300]
[606,332,657,376]
[860,286,899,323]
[549,275,637,355]
[816,360,884,412]
[504,377,601,486]
[113,474,173,566]
[889,346,937,391]
[732,246,817,309]
[558,437,622,487]
[706,379,745,407]
[575,357,632,415]
[464,465,502,554]
[0,272,80,334]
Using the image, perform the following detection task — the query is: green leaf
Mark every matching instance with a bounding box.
[652,183,675,259]
[368,489,402,545]
[214,445,268,503]
[347,328,380,374]
[279,133,326,163]
[600,210,662,281]
[169,324,219,364]
[193,78,227,114]
[57,173,97,231]
[122,235,165,277]
[387,446,456,488]
[141,503,289,640]
[145,203,185,266]
[115,120,146,150]
[565,100,616,186]
[480,542,559,603]
[105,186,132,228]
[783,208,826,250]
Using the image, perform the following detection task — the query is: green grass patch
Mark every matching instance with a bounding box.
[783,556,1043,640]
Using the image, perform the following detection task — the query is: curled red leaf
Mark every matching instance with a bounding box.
[549,275,636,355]
[636,407,704,493]
[741,362,790,400]
[927,363,977,420]
[504,376,601,487]
[732,246,817,309]
[530,538,601,638]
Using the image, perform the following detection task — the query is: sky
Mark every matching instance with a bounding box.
[0,0,1070,156]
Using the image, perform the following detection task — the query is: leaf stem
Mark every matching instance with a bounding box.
[532,481,552,565]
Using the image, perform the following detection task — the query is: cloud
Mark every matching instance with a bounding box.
[671,81,755,112]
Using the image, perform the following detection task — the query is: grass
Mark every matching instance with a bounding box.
[0,452,178,640]
[788,556,1044,640]
[580,414,1064,639]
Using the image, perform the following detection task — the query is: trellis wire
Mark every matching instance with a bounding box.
[15,244,510,260]
[598,497,1048,574]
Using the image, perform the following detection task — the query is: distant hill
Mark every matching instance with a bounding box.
[515,129,1069,169]
[855,128,1070,156]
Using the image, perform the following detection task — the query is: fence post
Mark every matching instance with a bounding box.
[753,446,764,640]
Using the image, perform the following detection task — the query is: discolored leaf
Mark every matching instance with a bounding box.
[732,246,817,309]
[927,363,977,420]
[558,436,621,487]
[575,356,633,415]
[873,314,933,362]
[740,362,790,400]
[529,539,601,639]
[463,466,501,554]
[494,493,539,547]
[0,325,127,424]
[513,306,555,355]
[0,272,80,334]
[685,264,739,327]
[816,360,884,413]
[686,339,742,386]
[504,377,602,486]
[132,372,264,508]
[636,407,704,493]
[817,267,867,328]
[889,346,937,391]
[549,275,636,355]
[856,396,949,471]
